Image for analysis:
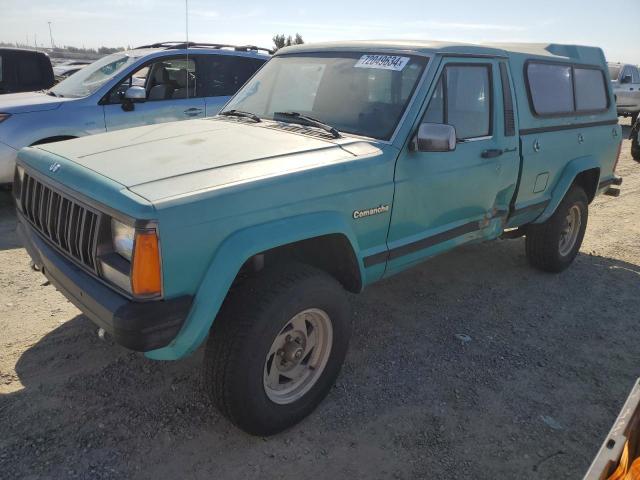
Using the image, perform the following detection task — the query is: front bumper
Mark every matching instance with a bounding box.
[17,212,192,352]
[0,141,18,185]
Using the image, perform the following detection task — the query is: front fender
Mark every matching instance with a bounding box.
[146,211,363,360]
[534,155,599,224]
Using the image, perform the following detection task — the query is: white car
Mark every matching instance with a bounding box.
[609,62,640,123]
[0,42,270,184]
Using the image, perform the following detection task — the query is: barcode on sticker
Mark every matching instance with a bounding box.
[354,55,410,71]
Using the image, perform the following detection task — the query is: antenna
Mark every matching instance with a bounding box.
[185,0,191,99]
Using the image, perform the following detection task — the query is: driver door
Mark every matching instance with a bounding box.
[103,55,205,131]
[385,58,519,275]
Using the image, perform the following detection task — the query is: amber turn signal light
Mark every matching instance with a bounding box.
[131,230,162,297]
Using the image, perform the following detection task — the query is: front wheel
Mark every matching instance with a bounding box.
[203,263,351,436]
[525,186,588,273]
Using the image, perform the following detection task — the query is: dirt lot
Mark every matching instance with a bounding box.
[1,121,639,479]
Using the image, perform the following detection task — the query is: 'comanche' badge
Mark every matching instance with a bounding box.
[353,205,390,219]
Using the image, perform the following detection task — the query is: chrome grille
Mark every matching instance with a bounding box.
[21,173,100,270]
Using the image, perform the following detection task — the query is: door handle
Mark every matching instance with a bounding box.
[184,107,203,117]
[481,149,503,159]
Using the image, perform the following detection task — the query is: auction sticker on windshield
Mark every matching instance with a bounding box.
[354,55,410,71]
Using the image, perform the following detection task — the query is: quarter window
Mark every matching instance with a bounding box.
[423,64,491,139]
[526,62,609,116]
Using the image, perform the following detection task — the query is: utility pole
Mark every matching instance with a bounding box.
[48,21,54,49]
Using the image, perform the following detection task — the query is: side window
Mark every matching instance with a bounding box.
[17,55,44,87]
[107,56,197,103]
[631,66,640,84]
[422,64,491,139]
[574,68,608,112]
[527,61,609,116]
[0,55,3,83]
[527,63,573,115]
[200,56,265,97]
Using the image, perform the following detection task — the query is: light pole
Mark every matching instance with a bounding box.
[47,21,54,49]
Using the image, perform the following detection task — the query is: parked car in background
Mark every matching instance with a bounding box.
[0,48,55,95]
[609,62,640,123]
[14,40,622,435]
[53,61,91,82]
[0,42,270,184]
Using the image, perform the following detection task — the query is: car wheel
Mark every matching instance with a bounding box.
[525,186,588,273]
[203,262,351,436]
[632,113,639,125]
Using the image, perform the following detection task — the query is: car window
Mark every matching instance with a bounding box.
[199,56,265,97]
[51,52,141,98]
[107,56,197,103]
[631,66,640,83]
[527,63,574,115]
[527,62,609,116]
[422,64,491,139]
[0,55,3,83]
[574,68,608,112]
[223,52,428,140]
[17,55,43,87]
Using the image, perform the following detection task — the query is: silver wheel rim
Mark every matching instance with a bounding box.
[558,205,582,257]
[263,308,333,405]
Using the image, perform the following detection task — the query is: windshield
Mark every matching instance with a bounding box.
[50,52,141,98]
[608,65,621,81]
[222,52,428,140]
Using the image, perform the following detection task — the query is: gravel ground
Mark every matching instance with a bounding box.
[1,120,639,479]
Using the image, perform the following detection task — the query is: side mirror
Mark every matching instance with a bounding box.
[125,86,146,101]
[621,74,633,84]
[412,123,457,152]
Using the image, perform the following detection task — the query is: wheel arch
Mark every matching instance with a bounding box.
[534,156,600,224]
[146,212,364,360]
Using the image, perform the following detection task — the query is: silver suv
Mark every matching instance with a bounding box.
[609,62,640,123]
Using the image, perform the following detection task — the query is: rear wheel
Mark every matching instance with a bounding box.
[525,186,588,273]
[203,263,351,436]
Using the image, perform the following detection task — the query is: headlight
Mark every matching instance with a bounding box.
[0,113,11,124]
[111,219,134,261]
[100,218,162,298]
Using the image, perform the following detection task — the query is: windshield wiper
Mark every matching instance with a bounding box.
[219,109,261,123]
[273,111,341,138]
[46,90,58,97]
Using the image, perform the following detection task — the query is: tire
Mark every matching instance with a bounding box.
[632,113,639,126]
[525,186,588,273]
[203,262,351,436]
[632,134,640,162]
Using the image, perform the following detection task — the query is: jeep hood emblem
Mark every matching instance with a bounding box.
[49,162,61,173]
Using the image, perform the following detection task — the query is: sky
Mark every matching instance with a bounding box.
[1,0,638,63]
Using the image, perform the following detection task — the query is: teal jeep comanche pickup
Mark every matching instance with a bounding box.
[14,41,623,435]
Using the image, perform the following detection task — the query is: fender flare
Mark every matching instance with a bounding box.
[534,155,600,224]
[146,211,363,360]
